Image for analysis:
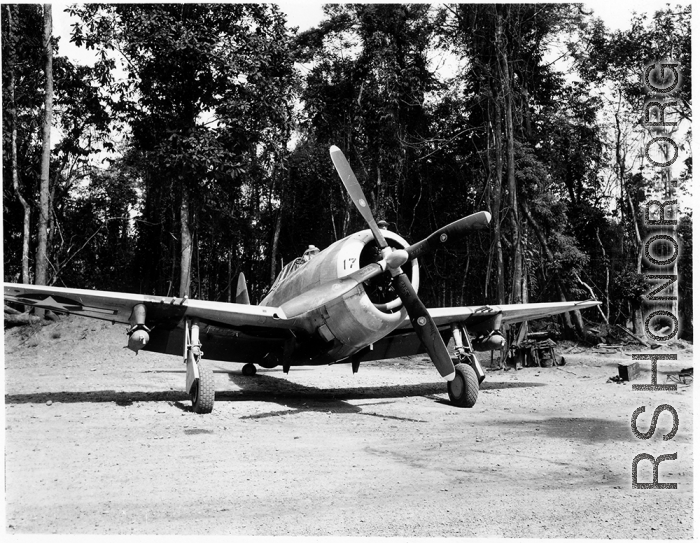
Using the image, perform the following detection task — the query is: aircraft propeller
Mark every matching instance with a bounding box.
[329,146,491,382]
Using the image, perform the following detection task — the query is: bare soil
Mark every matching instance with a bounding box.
[4,315,694,537]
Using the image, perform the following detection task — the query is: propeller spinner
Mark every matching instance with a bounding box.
[329,145,491,382]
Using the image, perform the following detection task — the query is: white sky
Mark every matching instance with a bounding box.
[50,1,693,210]
[53,1,685,66]
[585,0,684,31]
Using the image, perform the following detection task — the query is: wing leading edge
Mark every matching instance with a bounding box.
[3,283,292,331]
[413,300,601,330]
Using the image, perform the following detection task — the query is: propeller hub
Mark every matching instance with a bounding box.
[385,249,409,270]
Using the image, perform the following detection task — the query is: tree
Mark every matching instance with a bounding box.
[439,4,595,336]
[34,4,52,292]
[70,4,297,298]
[293,5,468,305]
[573,5,691,335]
[3,5,111,291]
[3,4,33,284]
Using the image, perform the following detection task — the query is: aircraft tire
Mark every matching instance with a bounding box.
[191,365,215,414]
[447,363,479,408]
[242,363,257,376]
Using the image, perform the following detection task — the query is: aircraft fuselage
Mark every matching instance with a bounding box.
[261,228,420,363]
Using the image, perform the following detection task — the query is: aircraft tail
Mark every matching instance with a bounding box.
[235,272,251,305]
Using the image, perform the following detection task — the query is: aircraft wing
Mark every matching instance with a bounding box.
[3,283,292,331]
[400,300,601,330]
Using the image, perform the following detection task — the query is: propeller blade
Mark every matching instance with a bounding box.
[330,146,389,250]
[329,144,461,383]
[392,273,455,381]
[405,211,491,261]
[280,262,385,319]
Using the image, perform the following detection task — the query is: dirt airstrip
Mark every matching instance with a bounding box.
[4,316,694,537]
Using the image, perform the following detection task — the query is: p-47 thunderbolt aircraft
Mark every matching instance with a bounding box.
[4,146,599,414]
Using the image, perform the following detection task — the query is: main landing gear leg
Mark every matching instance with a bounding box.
[446,324,483,408]
[185,318,215,414]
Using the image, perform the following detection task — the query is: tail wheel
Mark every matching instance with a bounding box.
[447,363,479,408]
[190,365,215,414]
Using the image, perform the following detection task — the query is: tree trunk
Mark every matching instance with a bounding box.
[661,143,679,321]
[195,230,201,298]
[497,12,522,304]
[520,228,528,304]
[631,299,645,338]
[35,4,53,291]
[624,185,645,335]
[270,166,285,284]
[614,103,626,255]
[6,5,31,285]
[573,270,608,324]
[4,312,42,327]
[270,209,283,284]
[227,249,233,303]
[595,228,611,323]
[556,282,574,333]
[179,184,193,298]
[375,164,384,220]
[614,100,644,336]
[489,80,505,305]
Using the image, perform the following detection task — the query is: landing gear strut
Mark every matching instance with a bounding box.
[447,324,484,408]
[185,318,215,414]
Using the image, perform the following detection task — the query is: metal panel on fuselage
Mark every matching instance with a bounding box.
[266,229,416,363]
[260,233,365,307]
[253,229,422,366]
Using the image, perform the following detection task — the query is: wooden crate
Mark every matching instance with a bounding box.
[618,361,641,382]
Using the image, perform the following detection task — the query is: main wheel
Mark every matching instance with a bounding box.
[447,363,479,408]
[190,365,215,414]
[463,352,485,384]
[242,363,257,376]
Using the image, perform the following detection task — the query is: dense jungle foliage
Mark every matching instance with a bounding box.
[2,3,692,339]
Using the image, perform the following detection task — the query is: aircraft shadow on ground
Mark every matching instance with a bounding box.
[490,416,635,444]
[4,370,546,419]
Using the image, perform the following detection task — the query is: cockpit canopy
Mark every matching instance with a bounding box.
[266,245,319,297]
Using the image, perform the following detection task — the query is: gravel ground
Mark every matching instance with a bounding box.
[4,316,694,537]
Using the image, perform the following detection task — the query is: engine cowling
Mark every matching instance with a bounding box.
[342,229,419,312]
[317,229,420,360]
[260,229,420,362]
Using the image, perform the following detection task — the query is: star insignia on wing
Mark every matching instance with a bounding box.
[16,295,116,315]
